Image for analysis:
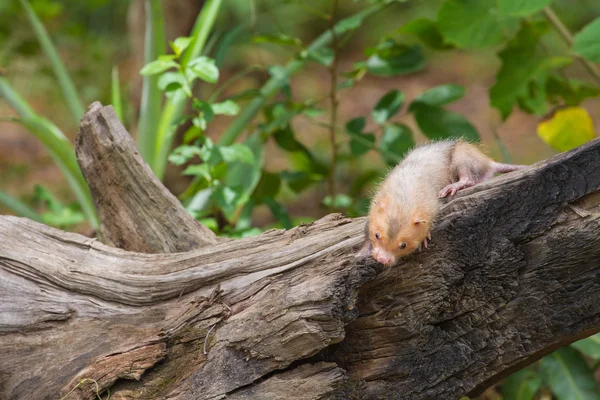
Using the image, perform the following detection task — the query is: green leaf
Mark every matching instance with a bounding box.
[345,117,374,156]
[274,126,308,152]
[540,347,600,400]
[502,368,542,400]
[571,334,600,360]
[365,40,426,76]
[263,197,292,229]
[212,100,240,116]
[322,194,353,209]
[346,117,366,134]
[573,17,600,63]
[187,186,213,214]
[490,22,572,119]
[546,76,600,106]
[19,0,85,123]
[398,18,452,50]
[498,0,552,16]
[158,71,188,94]
[111,66,124,123]
[222,135,264,221]
[437,0,519,49]
[219,144,255,164]
[337,13,365,34]
[412,84,465,107]
[350,133,376,156]
[140,59,178,76]
[253,171,281,201]
[169,145,202,166]
[0,190,42,222]
[537,106,596,152]
[372,90,405,124]
[379,123,414,166]
[307,47,334,67]
[33,185,86,229]
[213,185,243,218]
[411,103,480,141]
[137,0,165,167]
[280,170,323,193]
[253,33,302,47]
[0,77,98,228]
[183,164,212,181]
[151,0,223,180]
[187,56,219,83]
[170,36,193,57]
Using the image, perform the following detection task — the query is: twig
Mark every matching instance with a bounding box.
[327,0,340,209]
[543,6,600,86]
[203,323,217,355]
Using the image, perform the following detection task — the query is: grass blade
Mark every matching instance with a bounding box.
[19,0,85,123]
[0,76,99,229]
[0,190,42,222]
[111,66,124,123]
[218,2,386,146]
[137,0,166,166]
[152,0,223,180]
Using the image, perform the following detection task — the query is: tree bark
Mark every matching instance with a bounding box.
[0,102,599,400]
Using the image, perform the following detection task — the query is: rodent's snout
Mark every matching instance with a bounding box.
[373,249,395,266]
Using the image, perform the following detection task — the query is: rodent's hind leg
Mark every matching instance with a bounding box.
[439,176,475,198]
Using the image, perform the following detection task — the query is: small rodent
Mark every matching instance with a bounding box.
[357,139,525,266]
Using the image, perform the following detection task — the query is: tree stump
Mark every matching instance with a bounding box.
[1,102,599,400]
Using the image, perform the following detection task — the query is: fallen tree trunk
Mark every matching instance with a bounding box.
[1,102,599,400]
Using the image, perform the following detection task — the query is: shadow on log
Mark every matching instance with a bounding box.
[0,102,599,399]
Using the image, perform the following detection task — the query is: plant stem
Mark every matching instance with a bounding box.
[218,2,387,146]
[137,0,165,166]
[327,0,339,208]
[153,0,223,180]
[543,6,600,86]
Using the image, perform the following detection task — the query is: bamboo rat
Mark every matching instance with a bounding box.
[358,139,525,266]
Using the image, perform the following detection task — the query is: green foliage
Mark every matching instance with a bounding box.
[571,334,600,360]
[0,76,98,228]
[437,0,519,49]
[490,21,571,119]
[502,368,542,400]
[573,17,600,62]
[498,0,553,17]
[363,40,426,76]
[540,347,600,400]
[372,90,405,124]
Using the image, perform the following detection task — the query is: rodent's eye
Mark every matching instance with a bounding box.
[375,232,381,240]
[399,242,407,249]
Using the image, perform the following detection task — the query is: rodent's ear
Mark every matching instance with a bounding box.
[373,198,387,210]
[413,218,428,225]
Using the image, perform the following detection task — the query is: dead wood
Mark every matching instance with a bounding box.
[0,102,599,400]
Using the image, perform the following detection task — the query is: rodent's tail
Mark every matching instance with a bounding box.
[491,162,527,173]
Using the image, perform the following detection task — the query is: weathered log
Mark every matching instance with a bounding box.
[0,103,599,400]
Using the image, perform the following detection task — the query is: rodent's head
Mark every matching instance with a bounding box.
[364,198,430,266]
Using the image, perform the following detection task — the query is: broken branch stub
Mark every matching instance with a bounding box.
[75,101,218,253]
